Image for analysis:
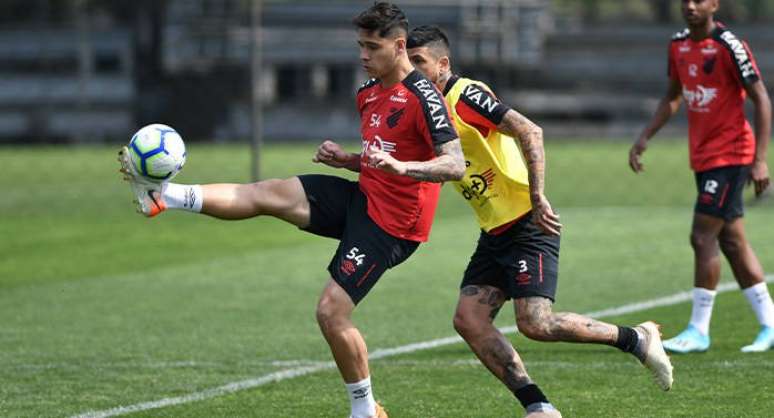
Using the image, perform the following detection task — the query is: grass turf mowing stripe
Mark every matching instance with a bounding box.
[72,275,774,418]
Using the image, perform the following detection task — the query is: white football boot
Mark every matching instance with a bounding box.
[118,146,166,217]
[634,321,674,391]
[524,404,562,418]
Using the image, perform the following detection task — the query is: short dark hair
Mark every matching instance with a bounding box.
[407,25,450,55]
[352,2,409,38]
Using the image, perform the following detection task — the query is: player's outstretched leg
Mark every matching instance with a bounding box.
[514,297,673,391]
[717,218,774,353]
[454,286,562,417]
[119,147,311,226]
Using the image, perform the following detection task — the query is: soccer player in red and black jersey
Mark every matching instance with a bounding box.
[119,3,464,417]
[630,0,774,354]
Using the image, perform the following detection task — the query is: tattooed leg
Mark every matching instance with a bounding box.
[515,297,618,344]
[454,286,533,391]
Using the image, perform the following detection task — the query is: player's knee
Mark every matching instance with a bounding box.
[316,291,352,331]
[248,179,302,217]
[315,297,339,331]
[690,230,714,252]
[453,309,484,338]
[516,314,551,341]
[248,179,284,211]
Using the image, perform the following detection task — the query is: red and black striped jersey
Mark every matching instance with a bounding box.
[356,70,458,242]
[668,23,760,172]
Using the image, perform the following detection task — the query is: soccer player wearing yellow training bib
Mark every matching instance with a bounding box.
[407,26,673,417]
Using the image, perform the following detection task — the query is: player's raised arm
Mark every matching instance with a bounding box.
[630,71,683,173]
[313,139,361,172]
[497,109,561,236]
[743,79,772,196]
[367,137,465,182]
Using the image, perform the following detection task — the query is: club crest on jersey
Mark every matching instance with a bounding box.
[719,31,756,79]
[387,108,405,128]
[683,85,717,111]
[413,79,450,130]
[703,56,717,74]
[462,84,499,114]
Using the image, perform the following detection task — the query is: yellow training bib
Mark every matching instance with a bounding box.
[445,77,531,232]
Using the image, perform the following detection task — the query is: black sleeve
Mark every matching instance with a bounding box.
[715,30,760,85]
[405,75,458,146]
[458,83,510,126]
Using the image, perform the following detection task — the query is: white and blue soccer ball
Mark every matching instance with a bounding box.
[127,124,187,182]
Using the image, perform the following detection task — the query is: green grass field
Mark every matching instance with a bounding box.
[1,140,773,417]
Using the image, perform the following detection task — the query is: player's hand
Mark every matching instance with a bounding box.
[365,145,406,175]
[629,137,648,173]
[531,194,562,236]
[749,160,770,197]
[313,140,353,169]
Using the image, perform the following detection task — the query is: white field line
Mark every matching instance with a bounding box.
[12,360,333,372]
[72,275,774,418]
[334,358,774,369]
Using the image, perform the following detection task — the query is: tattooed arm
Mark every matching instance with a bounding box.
[367,138,466,182]
[497,109,561,235]
[403,139,466,182]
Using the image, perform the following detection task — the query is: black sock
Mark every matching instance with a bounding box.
[614,326,639,353]
[514,384,549,409]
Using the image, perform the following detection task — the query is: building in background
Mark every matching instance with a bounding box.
[0,1,136,142]
[0,0,772,143]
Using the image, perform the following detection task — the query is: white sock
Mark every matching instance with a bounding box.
[345,377,376,418]
[689,287,716,336]
[743,282,774,328]
[162,183,203,212]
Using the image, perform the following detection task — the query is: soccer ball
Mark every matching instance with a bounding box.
[127,124,187,182]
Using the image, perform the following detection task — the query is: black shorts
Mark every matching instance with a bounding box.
[298,175,419,305]
[460,213,560,302]
[694,165,750,221]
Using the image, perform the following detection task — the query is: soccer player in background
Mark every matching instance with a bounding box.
[120,3,465,417]
[630,0,774,353]
[403,25,673,418]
